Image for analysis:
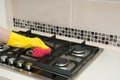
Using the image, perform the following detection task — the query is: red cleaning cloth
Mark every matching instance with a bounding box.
[32,47,51,57]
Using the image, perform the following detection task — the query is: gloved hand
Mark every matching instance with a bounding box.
[7,31,51,57]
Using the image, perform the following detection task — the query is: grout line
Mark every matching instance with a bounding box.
[13,18,120,48]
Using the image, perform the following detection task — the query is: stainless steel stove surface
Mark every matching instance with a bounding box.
[0,30,102,80]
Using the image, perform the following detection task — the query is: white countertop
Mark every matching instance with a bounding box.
[75,48,120,80]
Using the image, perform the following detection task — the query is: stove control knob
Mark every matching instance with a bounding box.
[25,62,33,71]
[8,58,15,65]
[17,60,24,68]
[0,55,8,63]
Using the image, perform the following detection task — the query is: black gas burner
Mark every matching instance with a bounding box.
[25,49,33,56]
[54,58,75,71]
[0,46,5,51]
[0,42,9,51]
[0,30,101,80]
[73,49,86,54]
[55,58,69,67]
[6,51,14,55]
[0,42,4,46]
[72,48,90,57]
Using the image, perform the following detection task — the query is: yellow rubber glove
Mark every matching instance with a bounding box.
[6,31,50,49]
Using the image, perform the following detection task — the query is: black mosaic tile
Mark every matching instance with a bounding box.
[117,44,120,47]
[13,18,119,47]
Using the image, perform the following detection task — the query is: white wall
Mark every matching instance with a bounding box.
[12,0,70,27]
[5,0,13,29]
[72,0,120,35]
[0,0,7,29]
[0,0,13,29]
[12,0,120,35]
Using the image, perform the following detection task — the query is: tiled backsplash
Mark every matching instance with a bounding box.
[13,18,120,47]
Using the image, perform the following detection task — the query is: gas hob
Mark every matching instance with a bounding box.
[0,30,102,80]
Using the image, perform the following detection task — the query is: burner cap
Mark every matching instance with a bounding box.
[0,42,4,46]
[0,42,8,51]
[26,50,33,56]
[72,49,87,57]
[0,46,4,49]
[55,58,69,67]
[0,43,5,49]
[73,50,86,54]
[7,51,14,55]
